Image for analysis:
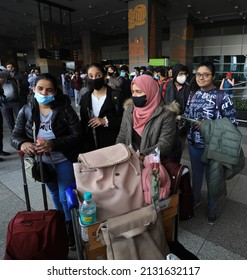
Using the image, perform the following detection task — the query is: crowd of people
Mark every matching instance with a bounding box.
[0,60,242,249]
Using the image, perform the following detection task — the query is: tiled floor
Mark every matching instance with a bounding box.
[0,109,246,260]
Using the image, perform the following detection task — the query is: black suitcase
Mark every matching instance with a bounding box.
[4,151,69,260]
[163,160,194,221]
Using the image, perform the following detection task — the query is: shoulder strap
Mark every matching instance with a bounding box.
[160,81,167,100]
[32,122,36,142]
[216,91,224,110]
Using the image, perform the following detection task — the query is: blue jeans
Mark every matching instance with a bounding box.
[46,159,75,221]
[188,143,216,210]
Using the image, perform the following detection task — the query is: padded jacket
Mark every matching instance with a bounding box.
[200,117,245,199]
[11,95,83,163]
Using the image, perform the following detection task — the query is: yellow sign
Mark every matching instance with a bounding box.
[128,4,147,29]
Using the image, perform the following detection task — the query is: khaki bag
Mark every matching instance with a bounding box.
[73,144,144,221]
[99,204,170,260]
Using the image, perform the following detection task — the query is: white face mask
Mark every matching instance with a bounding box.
[176,75,187,84]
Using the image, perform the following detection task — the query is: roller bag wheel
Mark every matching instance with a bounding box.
[3,151,69,260]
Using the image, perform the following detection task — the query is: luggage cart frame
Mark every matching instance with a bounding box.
[66,186,179,260]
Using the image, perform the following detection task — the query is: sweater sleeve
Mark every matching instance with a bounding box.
[220,94,238,126]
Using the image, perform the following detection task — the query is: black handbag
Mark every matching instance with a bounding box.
[24,156,55,183]
[32,158,55,183]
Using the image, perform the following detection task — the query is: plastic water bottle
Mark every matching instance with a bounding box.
[79,192,96,242]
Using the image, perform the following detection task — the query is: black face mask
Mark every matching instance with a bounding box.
[87,77,105,90]
[108,72,114,76]
[132,95,147,107]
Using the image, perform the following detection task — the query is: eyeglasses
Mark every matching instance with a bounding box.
[195,73,212,79]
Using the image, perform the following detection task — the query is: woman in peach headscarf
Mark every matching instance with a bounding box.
[116,74,177,161]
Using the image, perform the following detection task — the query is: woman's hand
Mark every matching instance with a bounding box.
[34,138,52,154]
[88,117,106,128]
[20,142,36,155]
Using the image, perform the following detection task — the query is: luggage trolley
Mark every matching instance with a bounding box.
[66,183,180,260]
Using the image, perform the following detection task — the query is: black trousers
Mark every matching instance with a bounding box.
[1,101,22,132]
[0,109,3,152]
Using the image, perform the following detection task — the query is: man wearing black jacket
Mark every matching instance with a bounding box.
[0,67,22,132]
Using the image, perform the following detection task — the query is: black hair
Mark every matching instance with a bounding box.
[87,63,106,76]
[6,62,15,67]
[188,76,199,94]
[119,64,129,72]
[159,68,168,77]
[33,73,66,108]
[172,64,189,81]
[34,73,59,90]
[107,65,119,76]
[142,70,153,77]
[197,61,216,76]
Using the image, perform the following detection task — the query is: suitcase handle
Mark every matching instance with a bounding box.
[18,150,48,211]
[19,150,31,211]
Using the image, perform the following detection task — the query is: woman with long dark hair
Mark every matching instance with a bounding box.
[80,63,123,152]
[11,73,83,249]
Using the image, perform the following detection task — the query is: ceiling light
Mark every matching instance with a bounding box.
[89,5,95,9]
[187,4,192,8]
[204,16,208,20]
[197,11,201,14]
[234,5,239,9]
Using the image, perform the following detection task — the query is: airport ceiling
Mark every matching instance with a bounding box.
[0,0,247,52]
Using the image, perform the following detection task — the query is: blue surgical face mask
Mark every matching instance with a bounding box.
[34,92,55,105]
[120,72,126,77]
[154,74,159,80]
